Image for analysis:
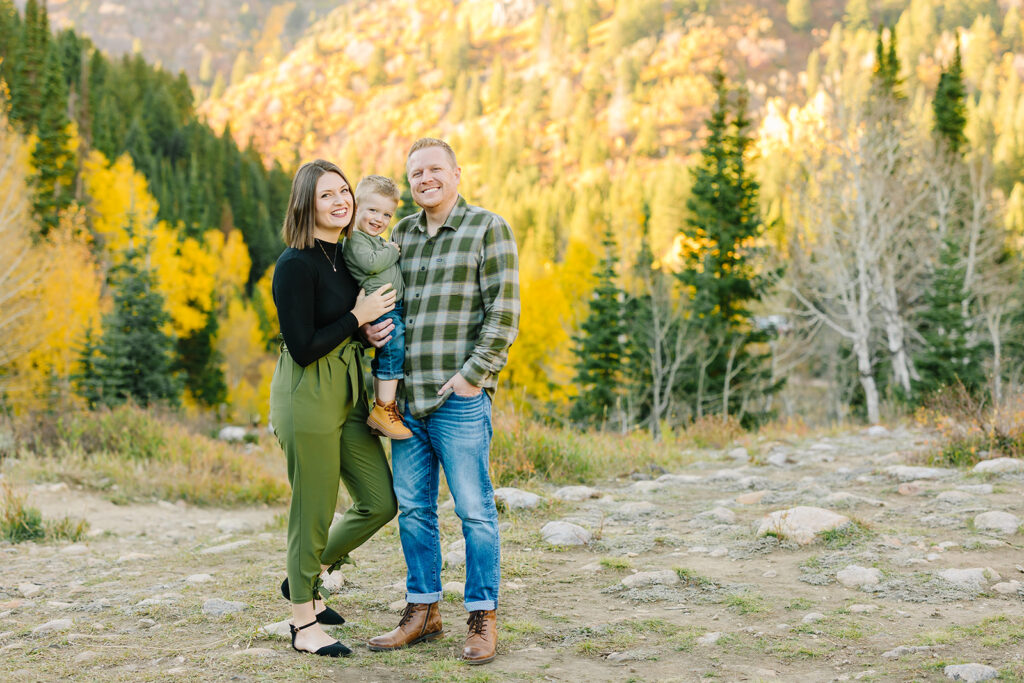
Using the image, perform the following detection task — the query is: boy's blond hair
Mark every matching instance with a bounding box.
[355,175,400,203]
[407,137,458,168]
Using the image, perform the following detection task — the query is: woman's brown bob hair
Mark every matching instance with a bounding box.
[281,159,356,249]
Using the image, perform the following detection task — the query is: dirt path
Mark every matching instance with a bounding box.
[2,426,1023,682]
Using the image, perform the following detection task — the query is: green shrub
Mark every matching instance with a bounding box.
[1,482,45,542]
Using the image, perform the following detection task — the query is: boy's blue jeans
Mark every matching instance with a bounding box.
[370,303,405,381]
[391,392,500,612]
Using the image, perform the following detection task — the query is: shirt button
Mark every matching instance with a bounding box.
[420,267,425,271]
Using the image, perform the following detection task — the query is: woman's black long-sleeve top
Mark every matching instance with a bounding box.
[272,241,359,367]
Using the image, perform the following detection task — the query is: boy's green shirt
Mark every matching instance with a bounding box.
[342,230,405,301]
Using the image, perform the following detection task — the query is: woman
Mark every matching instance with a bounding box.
[269,159,398,657]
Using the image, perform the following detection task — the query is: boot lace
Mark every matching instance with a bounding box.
[398,603,418,628]
[467,610,488,637]
[385,402,403,424]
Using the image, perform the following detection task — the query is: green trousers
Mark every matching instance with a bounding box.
[269,339,397,604]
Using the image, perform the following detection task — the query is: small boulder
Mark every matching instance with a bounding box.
[201,598,247,617]
[736,490,768,505]
[756,506,851,545]
[973,511,1020,535]
[218,426,247,441]
[493,487,542,510]
[992,581,1022,595]
[621,570,680,588]
[836,565,882,589]
[696,507,736,524]
[697,631,722,645]
[443,581,465,598]
[32,618,72,634]
[185,574,213,585]
[553,486,599,501]
[972,457,1024,474]
[541,521,591,546]
[885,466,955,482]
[260,620,291,638]
[944,663,998,681]
[938,567,1000,589]
[18,583,42,598]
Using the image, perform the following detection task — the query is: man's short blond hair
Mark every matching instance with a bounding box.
[355,175,400,203]
[407,137,458,168]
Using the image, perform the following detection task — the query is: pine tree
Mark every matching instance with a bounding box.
[174,310,227,407]
[78,239,180,408]
[873,26,903,99]
[933,38,966,155]
[913,237,988,399]
[571,223,627,428]
[677,70,777,422]
[30,42,75,235]
[9,0,47,131]
[395,175,417,222]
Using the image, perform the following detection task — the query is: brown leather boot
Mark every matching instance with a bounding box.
[462,609,497,664]
[367,400,413,440]
[366,602,443,651]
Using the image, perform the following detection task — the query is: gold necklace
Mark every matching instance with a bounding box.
[316,238,338,272]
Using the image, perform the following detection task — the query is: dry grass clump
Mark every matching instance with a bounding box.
[916,385,1024,467]
[5,404,288,506]
[0,481,89,543]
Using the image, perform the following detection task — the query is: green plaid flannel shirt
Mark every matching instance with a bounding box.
[393,195,520,418]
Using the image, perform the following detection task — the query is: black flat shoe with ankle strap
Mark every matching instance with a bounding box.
[280,578,345,625]
[289,619,352,657]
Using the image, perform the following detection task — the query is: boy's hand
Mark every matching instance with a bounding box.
[390,241,401,252]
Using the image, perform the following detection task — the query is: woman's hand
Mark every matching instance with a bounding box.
[351,284,396,326]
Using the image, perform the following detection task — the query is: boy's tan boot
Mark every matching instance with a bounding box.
[367,400,413,440]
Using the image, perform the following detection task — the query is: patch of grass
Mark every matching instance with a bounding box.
[0,482,88,543]
[675,567,717,588]
[819,520,872,548]
[724,592,768,615]
[670,626,704,652]
[12,404,288,506]
[786,598,814,610]
[502,620,543,636]
[600,557,632,570]
[916,616,1024,648]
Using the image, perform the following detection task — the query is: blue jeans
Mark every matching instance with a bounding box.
[391,392,499,611]
[370,303,405,381]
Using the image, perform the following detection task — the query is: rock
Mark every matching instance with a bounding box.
[708,546,729,558]
[992,581,1022,595]
[957,484,993,495]
[696,507,736,524]
[885,466,955,482]
[540,521,591,546]
[762,570,777,578]
[60,544,89,556]
[201,598,247,616]
[974,511,1020,535]
[766,453,792,467]
[897,483,923,496]
[621,570,680,588]
[697,631,722,645]
[218,426,247,441]
[259,620,291,639]
[199,540,252,555]
[607,650,646,662]
[32,618,72,634]
[18,583,41,598]
[936,490,973,505]
[322,571,345,593]
[727,447,749,462]
[849,604,877,613]
[443,581,465,598]
[756,506,851,545]
[944,663,998,681]
[882,645,942,659]
[444,550,466,567]
[553,486,599,501]
[117,552,155,563]
[656,474,703,486]
[801,612,824,624]
[494,487,542,510]
[617,501,658,515]
[866,425,889,437]
[72,651,98,664]
[216,518,254,534]
[736,490,768,505]
[972,457,1024,474]
[629,480,664,494]
[185,574,213,585]
[938,568,1000,589]
[836,565,882,589]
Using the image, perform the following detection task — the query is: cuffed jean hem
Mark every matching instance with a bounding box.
[406,591,442,604]
[465,599,496,612]
[373,372,405,381]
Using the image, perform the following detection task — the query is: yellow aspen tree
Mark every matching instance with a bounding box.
[80,150,159,259]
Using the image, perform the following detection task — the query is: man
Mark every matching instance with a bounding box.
[365,138,519,664]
